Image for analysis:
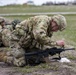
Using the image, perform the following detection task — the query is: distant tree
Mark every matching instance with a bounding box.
[42,1,54,5]
[73,0,76,5]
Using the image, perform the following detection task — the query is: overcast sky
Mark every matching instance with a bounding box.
[0,0,74,6]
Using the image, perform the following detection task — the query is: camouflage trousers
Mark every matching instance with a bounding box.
[0,29,25,66]
[2,41,25,67]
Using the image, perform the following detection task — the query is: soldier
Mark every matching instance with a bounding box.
[0,17,12,47]
[0,14,67,67]
[0,17,21,47]
[0,17,21,31]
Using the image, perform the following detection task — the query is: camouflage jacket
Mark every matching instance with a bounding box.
[13,15,56,50]
[0,25,12,47]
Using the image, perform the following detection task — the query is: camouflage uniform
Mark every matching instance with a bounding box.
[0,15,67,67]
[0,17,21,47]
[0,17,13,47]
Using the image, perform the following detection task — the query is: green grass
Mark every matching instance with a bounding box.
[0,5,76,14]
[14,63,59,73]
[5,15,34,20]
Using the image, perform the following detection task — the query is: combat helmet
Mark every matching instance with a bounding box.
[52,14,67,31]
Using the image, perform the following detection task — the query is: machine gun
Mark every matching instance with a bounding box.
[11,19,21,29]
[25,47,75,64]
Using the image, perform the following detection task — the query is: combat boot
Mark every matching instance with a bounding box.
[43,57,51,63]
[0,50,7,62]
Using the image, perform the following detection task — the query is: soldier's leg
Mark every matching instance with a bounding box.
[0,49,7,62]
[7,43,26,67]
[0,44,26,67]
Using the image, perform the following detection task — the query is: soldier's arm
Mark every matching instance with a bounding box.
[33,21,56,47]
[15,20,28,36]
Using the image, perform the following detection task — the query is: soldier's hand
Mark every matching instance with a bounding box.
[56,40,65,46]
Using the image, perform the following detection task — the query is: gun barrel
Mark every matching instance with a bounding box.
[65,48,75,50]
[25,48,75,56]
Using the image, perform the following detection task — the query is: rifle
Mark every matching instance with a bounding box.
[25,47,75,64]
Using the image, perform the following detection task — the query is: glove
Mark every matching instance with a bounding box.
[56,40,65,47]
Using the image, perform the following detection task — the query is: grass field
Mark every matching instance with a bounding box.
[0,5,76,14]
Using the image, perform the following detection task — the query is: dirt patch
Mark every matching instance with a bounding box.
[0,60,76,75]
[0,62,22,75]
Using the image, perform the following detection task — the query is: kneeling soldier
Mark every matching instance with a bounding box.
[0,14,67,67]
